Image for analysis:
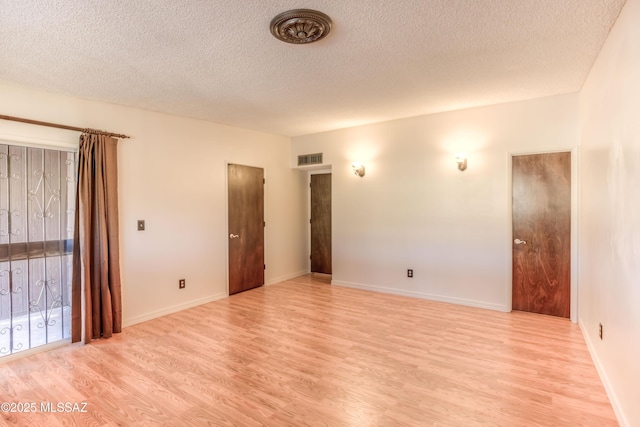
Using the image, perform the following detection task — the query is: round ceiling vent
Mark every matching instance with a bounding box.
[270,9,332,44]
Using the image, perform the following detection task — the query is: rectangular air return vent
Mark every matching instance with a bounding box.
[297,153,323,166]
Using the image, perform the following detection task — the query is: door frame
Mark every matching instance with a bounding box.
[225,160,268,296]
[506,148,578,323]
[308,168,332,273]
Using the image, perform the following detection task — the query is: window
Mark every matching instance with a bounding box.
[0,143,76,356]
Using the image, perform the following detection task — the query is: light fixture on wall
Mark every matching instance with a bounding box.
[352,162,365,177]
[456,154,467,171]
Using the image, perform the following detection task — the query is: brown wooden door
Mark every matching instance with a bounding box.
[512,152,571,317]
[310,173,331,274]
[228,164,264,295]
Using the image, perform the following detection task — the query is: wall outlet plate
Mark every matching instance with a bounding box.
[179,279,185,289]
[137,220,145,231]
[407,269,413,278]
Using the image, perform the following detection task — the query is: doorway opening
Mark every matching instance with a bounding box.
[227,163,265,295]
[511,151,573,318]
[309,171,331,279]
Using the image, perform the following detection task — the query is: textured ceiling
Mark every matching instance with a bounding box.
[0,1,626,137]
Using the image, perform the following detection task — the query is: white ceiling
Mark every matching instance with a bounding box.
[0,1,626,137]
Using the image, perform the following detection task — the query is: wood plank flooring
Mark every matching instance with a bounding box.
[0,274,617,426]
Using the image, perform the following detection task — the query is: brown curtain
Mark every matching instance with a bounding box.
[71,133,122,343]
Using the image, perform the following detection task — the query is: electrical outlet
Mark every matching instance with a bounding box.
[599,323,603,340]
[179,279,186,289]
[407,269,413,278]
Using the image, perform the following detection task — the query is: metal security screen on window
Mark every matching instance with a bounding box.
[0,144,76,356]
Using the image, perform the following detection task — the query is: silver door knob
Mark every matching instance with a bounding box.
[229,234,239,239]
[514,238,526,245]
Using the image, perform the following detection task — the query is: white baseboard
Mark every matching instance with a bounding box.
[265,270,309,286]
[122,270,309,327]
[123,292,228,328]
[331,280,509,313]
[579,318,628,427]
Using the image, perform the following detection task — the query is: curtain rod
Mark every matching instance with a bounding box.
[0,114,130,139]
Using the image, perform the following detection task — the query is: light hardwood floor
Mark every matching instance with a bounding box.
[0,274,617,426]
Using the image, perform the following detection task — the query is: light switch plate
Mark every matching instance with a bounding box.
[137,220,145,231]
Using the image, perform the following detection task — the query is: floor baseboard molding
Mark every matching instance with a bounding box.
[266,270,309,286]
[123,292,228,328]
[123,270,309,327]
[331,280,509,313]
[579,318,628,427]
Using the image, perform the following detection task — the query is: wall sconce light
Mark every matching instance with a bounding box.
[352,162,365,177]
[456,154,467,171]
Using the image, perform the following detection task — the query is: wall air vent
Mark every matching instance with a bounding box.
[298,153,323,166]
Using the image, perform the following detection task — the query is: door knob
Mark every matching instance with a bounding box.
[229,234,239,239]
[514,238,526,245]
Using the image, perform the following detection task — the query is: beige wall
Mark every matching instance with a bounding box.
[292,93,579,312]
[0,83,308,326]
[3,1,639,420]
[579,0,640,424]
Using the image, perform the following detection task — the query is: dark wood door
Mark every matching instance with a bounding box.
[512,152,571,317]
[310,173,331,274]
[228,164,264,295]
